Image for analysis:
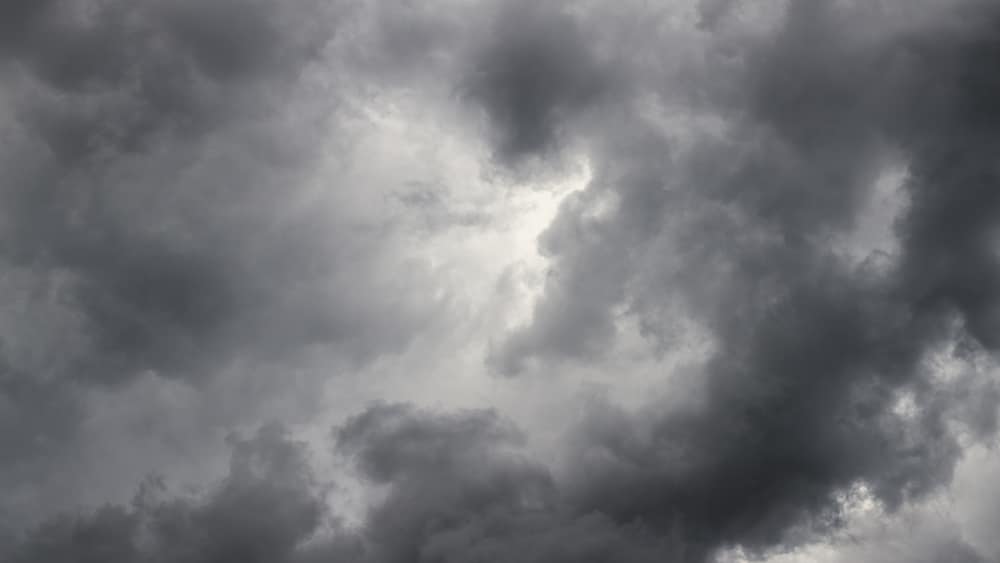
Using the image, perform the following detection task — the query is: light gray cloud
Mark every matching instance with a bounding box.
[0,0,439,527]
[3,0,1000,562]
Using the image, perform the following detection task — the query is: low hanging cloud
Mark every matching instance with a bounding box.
[0,0,437,525]
[460,0,616,163]
[3,405,684,563]
[491,0,1000,557]
[0,0,363,386]
[3,0,1000,562]
[3,424,328,563]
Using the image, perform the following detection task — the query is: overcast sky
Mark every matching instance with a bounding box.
[2,1,1000,562]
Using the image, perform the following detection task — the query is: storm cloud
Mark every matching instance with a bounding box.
[0,0,434,524]
[3,0,1000,562]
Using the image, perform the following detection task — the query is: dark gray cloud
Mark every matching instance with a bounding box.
[0,0,323,383]
[0,0,434,528]
[331,403,699,562]
[4,0,1000,562]
[461,0,616,164]
[2,424,333,563]
[4,404,682,563]
[487,0,1000,558]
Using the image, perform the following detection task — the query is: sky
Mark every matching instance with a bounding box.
[1,0,1000,562]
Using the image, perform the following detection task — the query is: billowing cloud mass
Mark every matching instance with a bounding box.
[3,0,1000,562]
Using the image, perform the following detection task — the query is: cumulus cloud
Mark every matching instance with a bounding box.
[460,0,616,164]
[488,0,1000,556]
[4,405,683,563]
[3,0,1000,562]
[3,424,329,563]
[0,0,436,524]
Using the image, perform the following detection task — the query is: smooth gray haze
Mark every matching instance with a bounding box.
[2,1,1000,562]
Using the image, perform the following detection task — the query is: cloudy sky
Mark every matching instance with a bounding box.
[2,0,1000,561]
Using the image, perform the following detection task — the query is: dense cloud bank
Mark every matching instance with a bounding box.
[0,0,433,520]
[2,408,676,563]
[3,0,1000,561]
